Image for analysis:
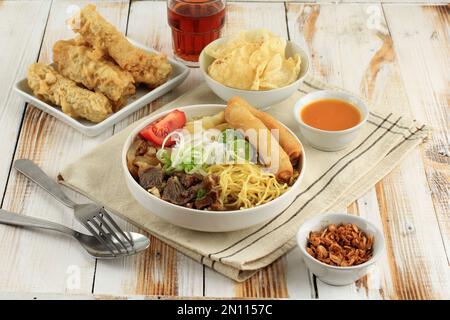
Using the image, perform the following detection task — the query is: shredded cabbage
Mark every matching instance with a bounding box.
[156,128,254,174]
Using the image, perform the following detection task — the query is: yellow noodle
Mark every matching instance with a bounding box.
[207,163,289,210]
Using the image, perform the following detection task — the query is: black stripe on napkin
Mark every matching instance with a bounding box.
[216,117,403,261]
[387,125,426,156]
[207,113,393,260]
[369,111,417,133]
[367,120,412,137]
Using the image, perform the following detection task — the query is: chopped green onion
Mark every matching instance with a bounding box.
[196,188,207,199]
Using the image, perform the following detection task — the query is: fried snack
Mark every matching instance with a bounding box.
[71,35,108,60]
[206,29,301,90]
[69,4,172,88]
[185,111,226,133]
[27,63,112,123]
[111,95,129,112]
[225,99,293,182]
[307,223,374,267]
[229,97,302,164]
[53,40,135,107]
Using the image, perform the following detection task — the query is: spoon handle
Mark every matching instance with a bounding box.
[14,159,76,209]
[0,209,77,237]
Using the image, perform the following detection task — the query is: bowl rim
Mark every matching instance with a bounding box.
[199,37,310,93]
[296,213,385,270]
[293,90,370,134]
[122,104,306,217]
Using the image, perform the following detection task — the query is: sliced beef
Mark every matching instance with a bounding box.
[174,172,204,188]
[209,200,224,211]
[194,197,211,210]
[186,183,204,199]
[138,166,164,191]
[194,189,223,210]
[193,175,223,210]
[162,176,196,205]
[139,167,224,211]
[203,174,219,190]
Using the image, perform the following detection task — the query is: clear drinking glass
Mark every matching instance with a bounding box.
[167,0,226,66]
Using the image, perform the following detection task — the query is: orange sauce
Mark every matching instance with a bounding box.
[301,99,361,131]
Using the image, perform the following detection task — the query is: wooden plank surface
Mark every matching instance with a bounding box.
[287,3,388,299]
[92,0,204,297]
[201,1,314,298]
[0,0,51,205]
[371,5,450,298]
[0,0,130,295]
[143,0,450,3]
[383,3,449,263]
[0,0,448,299]
[287,2,449,299]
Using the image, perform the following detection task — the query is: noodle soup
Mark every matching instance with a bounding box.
[126,97,303,211]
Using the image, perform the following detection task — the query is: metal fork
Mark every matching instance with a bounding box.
[14,159,134,257]
[0,209,149,259]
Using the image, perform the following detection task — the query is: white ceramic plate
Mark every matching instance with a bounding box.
[14,38,190,137]
[122,104,306,232]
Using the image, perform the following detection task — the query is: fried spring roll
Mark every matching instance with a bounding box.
[71,36,108,60]
[53,40,135,105]
[27,63,112,123]
[230,97,302,164]
[69,4,172,88]
[225,99,293,182]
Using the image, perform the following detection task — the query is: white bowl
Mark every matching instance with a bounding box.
[199,38,310,108]
[296,213,385,286]
[122,104,306,232]
[294,90,369,151]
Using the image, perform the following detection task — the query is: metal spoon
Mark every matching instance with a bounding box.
[0,209,150,259]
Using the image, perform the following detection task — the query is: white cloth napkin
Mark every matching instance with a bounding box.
[59,76,429,281]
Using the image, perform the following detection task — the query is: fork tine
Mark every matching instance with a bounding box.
[83,221,117,256]
[95,214,130,253]
[89,218,123,254]
[101,211,134,247]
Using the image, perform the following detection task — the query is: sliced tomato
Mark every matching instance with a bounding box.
[139,109,186,146]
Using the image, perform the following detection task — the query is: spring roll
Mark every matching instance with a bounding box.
[27,63,112,123]
[53,40,135,105]
[69,4,172,88]
[71,35,108,60]
[230,97,302,164]
[225,99,293,182]
[185,111,226,133]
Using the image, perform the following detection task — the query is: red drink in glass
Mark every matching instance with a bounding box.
[168,0,226,66]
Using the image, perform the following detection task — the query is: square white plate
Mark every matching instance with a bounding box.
[14,38,190,137]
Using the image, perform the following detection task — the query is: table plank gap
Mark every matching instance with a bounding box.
[0,0,448,299]
[0,0,129,295]
[287,2,449,299]
[0,0,52,205]
[383,3,450,264]
[93,0,204,297]
[288,2,381,299]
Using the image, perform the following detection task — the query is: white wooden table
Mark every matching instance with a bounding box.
[0,0,448,299]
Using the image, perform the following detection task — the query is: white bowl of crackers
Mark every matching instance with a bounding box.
[296,213,385,286]
[199,29,309,108]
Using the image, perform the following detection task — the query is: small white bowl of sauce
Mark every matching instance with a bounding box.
[294,90,369,151]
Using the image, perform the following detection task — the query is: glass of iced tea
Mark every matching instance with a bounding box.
[167,0,226,66]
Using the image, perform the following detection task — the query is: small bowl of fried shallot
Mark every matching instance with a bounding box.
[296,213,385,286]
